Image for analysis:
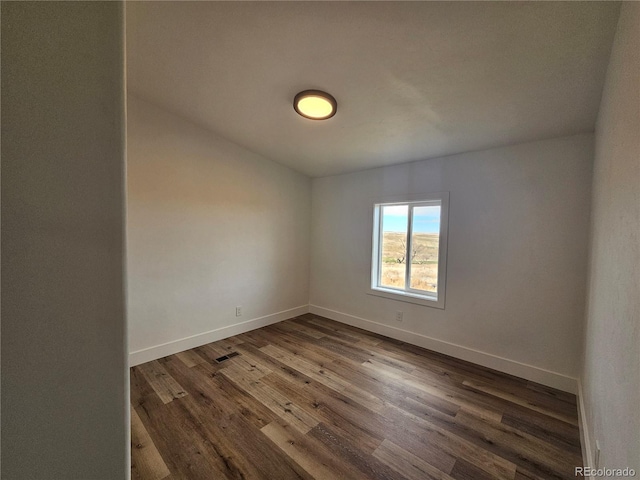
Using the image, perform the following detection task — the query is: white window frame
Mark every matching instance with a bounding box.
[369,192,449,309]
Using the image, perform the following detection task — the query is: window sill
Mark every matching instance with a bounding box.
[368,287,445,309]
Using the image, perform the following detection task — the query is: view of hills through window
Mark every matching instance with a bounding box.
[379,204,440,293]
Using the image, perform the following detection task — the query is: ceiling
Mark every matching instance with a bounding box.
[126,1,620,177]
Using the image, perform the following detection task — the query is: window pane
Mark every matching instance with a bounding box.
[409,205,440,293]
[380,205,408,289]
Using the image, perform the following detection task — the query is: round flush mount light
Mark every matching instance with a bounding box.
[293,90,337,120]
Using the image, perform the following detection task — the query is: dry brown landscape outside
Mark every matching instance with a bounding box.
[380,232,439,292]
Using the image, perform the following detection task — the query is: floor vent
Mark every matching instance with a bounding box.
[215,351,239,363]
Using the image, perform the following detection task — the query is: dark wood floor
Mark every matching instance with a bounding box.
[131,314,583,480]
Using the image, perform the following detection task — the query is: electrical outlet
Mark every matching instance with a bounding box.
[595,440,601,469]
[235,306,242,317]
[395,311,404,322]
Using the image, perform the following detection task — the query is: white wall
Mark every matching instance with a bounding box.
[1,2,128,478]
[127,95,310,363]
[310,134,594,392]
[581,2,640,473]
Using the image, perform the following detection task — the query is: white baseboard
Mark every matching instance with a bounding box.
[129,305,309,366]
[577,378,594,477]
[309,304,578,394]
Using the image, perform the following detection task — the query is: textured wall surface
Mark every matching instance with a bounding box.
[311,134,594,386]
[127,96,311,355]
[1,3,128,478]
[582,2,640,472]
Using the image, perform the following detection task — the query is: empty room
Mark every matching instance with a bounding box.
[2,1,638,480]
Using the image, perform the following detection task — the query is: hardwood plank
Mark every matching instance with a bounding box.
[161,354,280,430]
[301,315,387,345]
[273,329,374,372]
[131,407,171,480]
[450,458,499,480]
[409,365,577,429]
[234,330,270,348]
[463,374,577,415]
[134,400,230,480]
[373,439,456,480]
[462,380,578,426]
[514,466,554,480]
[261,420,369,480]
[261,343,388,413]
[215,335,245,348]
[258,367,456,475]
[363,358,504,422]
[454,410,581,479]
[131,314,582,480]
[260,372,389,456]
[395,391,578,479]
[384,424,458,476]
[276,319,326,339]
[308,422,407,480]
[174,392,313,480]
[225,352,273,380]
[387,390,577,480]
[382,403,517,480]
[198,342,229,359]
[328,357,460,417]
[175,349,206,368]
[263,373,458,474]
[526,382,577,405]
[376,339,532,392]
[191,345,225,366]
[221,369,319,434]
[293,318,362,344]
[234,342,318,389]
[131,365,165,415]
[159,357,312,479]
[257,329,337,368]
[137,361,188,404]
[313,336,374,363]
[501,407,581,454]
[308,329,417,373]
[212,413,314,480]
[207,336,245,356]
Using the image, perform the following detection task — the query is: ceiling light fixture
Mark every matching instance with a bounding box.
[293,90,337,120]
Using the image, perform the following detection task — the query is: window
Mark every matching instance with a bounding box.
[370,193,449,308]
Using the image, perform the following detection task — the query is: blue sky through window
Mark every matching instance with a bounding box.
[382,205,440,234]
